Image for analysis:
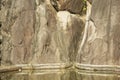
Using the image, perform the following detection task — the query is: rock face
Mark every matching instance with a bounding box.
[1,0,35,65]
[60,0,84,14]
[1,0,120,70]
[76,0,120,68]
[0,0,84,67]
[50,0,84,14]
[56,11,84,62]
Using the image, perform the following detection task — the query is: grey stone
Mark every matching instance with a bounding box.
[77,0,120,66]
[1,0,84,68]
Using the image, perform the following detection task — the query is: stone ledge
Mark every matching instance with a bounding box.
[14,63,72,70]
[75,63,120,72]
[0,66,21,73]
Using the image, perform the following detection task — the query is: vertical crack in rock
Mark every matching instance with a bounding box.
[77,1,92,63]
[0,22,2,65]
[0,1,2,65]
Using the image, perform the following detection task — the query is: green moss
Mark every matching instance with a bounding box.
[82,0,87,12]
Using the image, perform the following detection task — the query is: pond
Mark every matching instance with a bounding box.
[0,69,120,80]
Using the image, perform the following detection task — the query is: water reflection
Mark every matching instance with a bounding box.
[0,69,120,80]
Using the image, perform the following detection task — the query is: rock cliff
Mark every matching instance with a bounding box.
[0,0,85,68]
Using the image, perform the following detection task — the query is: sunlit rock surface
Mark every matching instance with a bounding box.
[1,0,120,71]
[56,11,84,62]
[1,0,35,65]
[77,0,120,67]
[0,0,84,67]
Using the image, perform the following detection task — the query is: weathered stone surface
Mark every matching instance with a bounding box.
[56,11,84,62]
[50,0,84,14]
[31,1,59,64]
[31,9,84,64]
[77,0,120,66]
[1,0,35,65]
[60,0,84,14]
[0,22,1,65]
[1,0,84,67]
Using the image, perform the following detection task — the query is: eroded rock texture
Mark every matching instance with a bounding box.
[50,0,84,14]
[0,0,84,67]
[56,11,84,62]
[77,0,120,66]
[0,0,35,65]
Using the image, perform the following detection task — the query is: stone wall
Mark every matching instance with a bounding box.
[0,0,85,68]
[1,0,120,71]
[76,0,120,69]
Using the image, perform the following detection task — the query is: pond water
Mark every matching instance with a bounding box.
[0,69,120,80]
